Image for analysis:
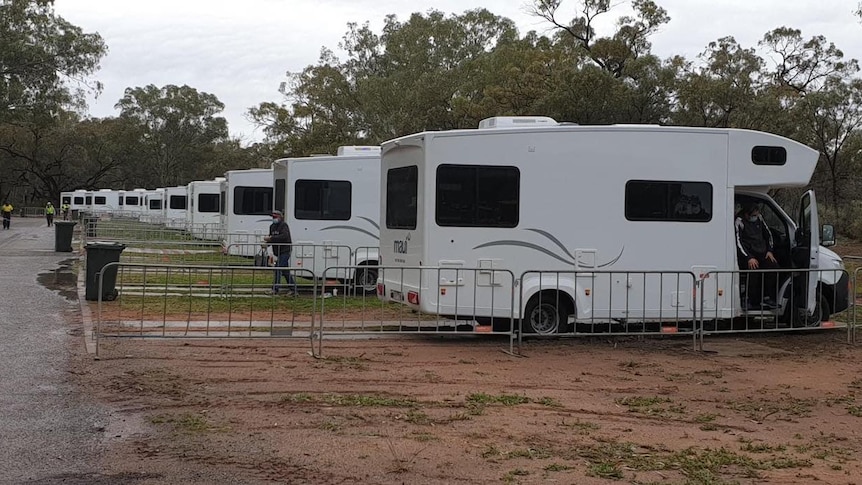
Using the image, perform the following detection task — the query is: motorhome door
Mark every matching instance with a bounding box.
[798,190,820,316]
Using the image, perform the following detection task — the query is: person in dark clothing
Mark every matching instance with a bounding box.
[735,203,779,310]
[264,210,296,295]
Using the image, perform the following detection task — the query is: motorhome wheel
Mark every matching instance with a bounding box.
[354,267,378,294]
[523,295,571,335]
[785,293,830,328]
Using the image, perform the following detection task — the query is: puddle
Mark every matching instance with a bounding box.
[37,259,79,301]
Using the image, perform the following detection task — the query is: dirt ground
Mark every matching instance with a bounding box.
[70,329,862,485]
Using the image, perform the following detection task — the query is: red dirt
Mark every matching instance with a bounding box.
[74,330,862,484]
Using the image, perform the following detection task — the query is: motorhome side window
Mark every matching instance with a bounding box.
[752,146,787,166]
[233,186,273,215]
[625,180,713,222]
[125,196,139,206]
[198,194,220,213]
[149,199,162,210]
[435,164,519,228]
[73,197,84,205]
[85,196,92,205]
[94,196,106,205]
[275,179,286,214]
[386,166,418,230]
[62,197,71,204]
[169,195,187,210]
[294,180,351,220]
[220,191,226,215]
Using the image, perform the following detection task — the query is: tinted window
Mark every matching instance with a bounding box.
[233,186,272,215]
[85,196,92,205]
[61,196,71,204]
[436,165,520,228]
[275,179,286,214]
[220,191,226,215]
[73,197,84,204]
[198,193,220,213]
[118,197,123,206]
[149,199,162,210]
[294,180,351,220]
[125,196,139,206]
[625,181,713,222]
[386,166,418,230]
[752,146,787,166]
[94,196,106,205]
[169,195,187,210]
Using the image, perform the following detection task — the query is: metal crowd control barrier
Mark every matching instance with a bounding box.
[517,270,700,348]
[317,265,518,356]
[95,262,320,357]
[223,243,356,279]
[696,268,851,349]
[21,207,46,217]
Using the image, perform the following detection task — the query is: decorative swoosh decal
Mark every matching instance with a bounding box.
[321,225,380,241]
[358,216,380,231]
[473,241,625,269]
[474,241,574,266]
[597,246,624,268]
[525,228,575,260]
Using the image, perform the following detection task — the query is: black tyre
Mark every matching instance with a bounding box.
[788,293,831,328]
[354,267,378,294]
[522,293,572,335]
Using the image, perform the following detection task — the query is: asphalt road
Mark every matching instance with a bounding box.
[0,216,107,484]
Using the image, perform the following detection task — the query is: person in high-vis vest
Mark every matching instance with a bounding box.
[2,201,13,229]
[45,202,55,227]
[61,203,70,221]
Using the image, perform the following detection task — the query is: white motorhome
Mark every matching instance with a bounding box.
[163,186,188,229]
[69,190,88,215]
[90,189,120,215]
[377,117,848,334]
[118,189,147,217]
[141,189,165,224]
[221,169,274,256]
[272,146,382,291]
[187,178,224,240]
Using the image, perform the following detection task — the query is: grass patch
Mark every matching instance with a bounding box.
[741,442,787,453]
[466,393,530,406]
[537,397,562,407]
[587,462,623,479]
[544,463,572,472]
[404,410,431,425]
[560,419,599,434]
[280,392,416,408]
[723,397,814,421]
[319,420,341,432]
[151,413,210,433]
[615,396,671,408]
[847,405,862,417]
[695,413,718,423]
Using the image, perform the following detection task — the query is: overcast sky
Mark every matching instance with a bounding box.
[55,0,862,144]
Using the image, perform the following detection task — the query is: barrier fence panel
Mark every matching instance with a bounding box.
[518,270,700,347]
[318,265,518,357]
[224,243,356,281]
[697,268,851,348]
[21,207,46,217]
[95,262,319,357]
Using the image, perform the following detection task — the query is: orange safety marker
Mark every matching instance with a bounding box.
[474,325,492,333]
[821,321,836,328]
[661,326,678,333]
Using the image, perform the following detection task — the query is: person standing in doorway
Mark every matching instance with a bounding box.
[45,202,55,227]
[2,201,13,229]
[264,210,296,295]
[735,202,779,310]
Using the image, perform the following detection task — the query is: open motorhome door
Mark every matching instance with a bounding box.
[798,190,820,316]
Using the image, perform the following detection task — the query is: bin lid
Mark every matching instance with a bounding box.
[55,221,77,225]
[85,241,126,250]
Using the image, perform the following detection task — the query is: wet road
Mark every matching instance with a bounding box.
[0,217,106,483]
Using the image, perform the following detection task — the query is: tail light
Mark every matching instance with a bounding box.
[407,291,420,305]
[377,283,384,296]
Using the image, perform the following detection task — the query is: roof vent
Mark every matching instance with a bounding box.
[478,116,558,129]
[337,145,381,156]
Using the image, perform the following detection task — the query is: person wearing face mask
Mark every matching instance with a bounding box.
[735,202,779,310]
[263,210,296,295]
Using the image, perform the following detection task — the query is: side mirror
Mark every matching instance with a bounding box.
[821,224,836,247]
